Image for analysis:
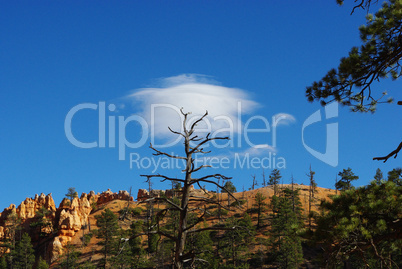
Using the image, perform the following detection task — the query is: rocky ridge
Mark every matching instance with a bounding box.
[0,189,132,262]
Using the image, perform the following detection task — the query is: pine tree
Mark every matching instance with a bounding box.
[269,188,304,268]
[127,221,150,268]
[3,212,22,268]
[335,167,358,191]
[60,243,80,269]
[374,168,384,185]
[37,256,49,269]
[253,192,267,229]
[387,167,402,185]
[12,233,35,269]
[225,180,236,191]
[95,208,120,268]
[80,261,97,269]
[315,175,402,267]
[306,0,402,162]
[187,221,214,268]
[221,214,255,268]
[162,196,181,264]
[222,180,237,207]
[0,257,7,269]
[111,228,136,269]
[268,169,281,196]
[66,187,78,203]
[147,219,159,254]
[30,206,52,238]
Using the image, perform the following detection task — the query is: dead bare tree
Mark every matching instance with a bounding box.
[262,169,266,187]
[251,174,258,190]
[139,109,239,269]
[306,165,317,230]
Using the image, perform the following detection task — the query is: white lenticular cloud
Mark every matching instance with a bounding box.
[272,113,296,126]
[127,74,259,138]
[238,144,277,157]
[155,74,219,87]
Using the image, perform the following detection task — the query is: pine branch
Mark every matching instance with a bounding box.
[373,141,402,162]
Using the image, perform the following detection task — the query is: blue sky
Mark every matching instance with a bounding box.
[1,1,401,210]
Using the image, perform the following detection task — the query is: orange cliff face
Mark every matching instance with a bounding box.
[0,193,57,223]
[0,189,133,263]
[18,193,57,219]
[49,192,94,262]
[0,193,57,238]
[49,189,132,262]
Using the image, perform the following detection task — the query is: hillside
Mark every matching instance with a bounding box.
[0,184,336,268]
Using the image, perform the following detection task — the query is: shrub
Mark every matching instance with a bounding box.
[119,207,143,217]
[211,208,229,216]
[231,199,246,207]
[82,233,93,246]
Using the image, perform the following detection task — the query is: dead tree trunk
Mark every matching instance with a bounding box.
[140,109,238,269]
[306,165,317,230]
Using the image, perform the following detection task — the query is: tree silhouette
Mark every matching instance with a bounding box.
[268,169,281,196]
[335,167,359,191]
[65,187,78,203]
[139,109,239,269]
[315,173,402,267]
[306,0,402,161]
[269,188,304,268]
[306,165,317,230]
[387,167,402,185]
[12,233,35,269]
[253,192,267,229]
[95,208,119,268]
[374,168,384,185]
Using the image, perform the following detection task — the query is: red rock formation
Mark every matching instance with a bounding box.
[137,189,149,201]
[17,193,56,220]
[49,194,92,262]
[0,189,134,263]
[95,189,132,204]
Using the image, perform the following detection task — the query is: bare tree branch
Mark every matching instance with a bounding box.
[141,174,185,183]
[168,126,185,137]
[186,225,245,234]
[196,181,208,195]
[346,0,378,15]
[149,143,186,160]
[373,141,402,162]
[188,196,232,211]
[191,177,238,204]
[139,197,183,211]
[183,207,207,232]
[189,134,229,154]
[189,111,208,134]
[192,164,211,173]
[129,226,177,242]
[192,174,232,183]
